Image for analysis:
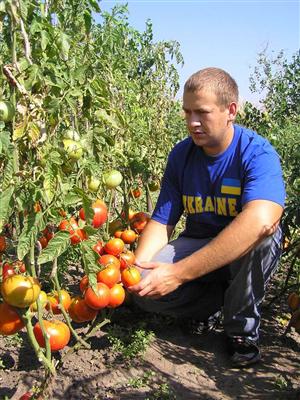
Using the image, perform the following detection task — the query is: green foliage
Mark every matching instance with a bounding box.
[0,0,184,275]
[249,49,300,124]
[107,323,155,361]
[238,49,300,292]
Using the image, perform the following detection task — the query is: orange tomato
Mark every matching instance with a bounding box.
[0,302,24,335]
[97,265,120,288]
[121,229,137,244]
[47,289,72,314]
[121,266,141,288]
[98,254,121,269]
[84,283,110,310]
[109,284,125,308]
[119,251,136,270]
[104,238,124,257]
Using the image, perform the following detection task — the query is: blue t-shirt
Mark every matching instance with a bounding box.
[152,124,285,238]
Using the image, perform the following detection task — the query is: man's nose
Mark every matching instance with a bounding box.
[189,113,201,126]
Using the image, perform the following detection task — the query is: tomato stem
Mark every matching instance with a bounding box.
[52,262,90,349]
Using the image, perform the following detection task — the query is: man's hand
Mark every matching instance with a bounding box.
[129,262,182,299]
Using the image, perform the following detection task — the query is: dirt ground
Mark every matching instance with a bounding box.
[0,286,299,400]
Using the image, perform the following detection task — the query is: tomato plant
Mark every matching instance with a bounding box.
[0,302,25,335]
[121,266,141,288]
[108,284,125,308]
[33,320,71,351]
[1,275,41,308]
[84,283,110,310]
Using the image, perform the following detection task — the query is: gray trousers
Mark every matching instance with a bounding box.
[134,228,282,340]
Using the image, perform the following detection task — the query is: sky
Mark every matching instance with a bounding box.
[98,0,300,106]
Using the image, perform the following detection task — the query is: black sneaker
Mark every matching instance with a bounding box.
[227,336,261,368]
[179,311,222,335]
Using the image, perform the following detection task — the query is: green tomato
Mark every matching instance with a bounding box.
[103,170,123,189]
[0,101,15,122]
[63,139,83,161]
[63,129,80,142]
[148,180,160,192]
[88,176,101,192]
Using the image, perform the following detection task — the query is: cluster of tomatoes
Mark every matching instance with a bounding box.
[71,236,141,322]
[0,238,143,354]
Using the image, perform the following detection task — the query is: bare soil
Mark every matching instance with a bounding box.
[0,284,299,400]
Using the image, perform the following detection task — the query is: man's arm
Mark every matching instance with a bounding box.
[130,199,283,298]
[134,219,175,263]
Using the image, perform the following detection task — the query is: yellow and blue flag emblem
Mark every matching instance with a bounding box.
[221,178,241,196]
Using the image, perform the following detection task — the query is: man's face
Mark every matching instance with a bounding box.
[182,89,236,155]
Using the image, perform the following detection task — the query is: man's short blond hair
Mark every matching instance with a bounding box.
[184,67,239,108]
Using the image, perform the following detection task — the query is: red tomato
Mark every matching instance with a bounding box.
[109,284,125,308]
[19,392,33,400]
[104,238,124,257]
[130,188,142,198]
[84,283,110,310]
[47,289,71,314]
[130,212,150,234]
[0,236,7,252]
[33,319,70,351]
[119,251,136,271]
[68,297,85,323]
[93,240,104,255]
[121,266,141,288]
[59,217,87,245]
[98,254,120,269]
[79,199,108,229]
[2,262,15,280]
[12,260,26,273]
[0,302,25,335]
[121,229,137,244]
[114,230,123,239]
[97,265,120,288]
[39,236,48,249]
[79,275,89,293]
[73,298,98,322]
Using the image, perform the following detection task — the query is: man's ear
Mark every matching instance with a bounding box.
[228,102,238,121]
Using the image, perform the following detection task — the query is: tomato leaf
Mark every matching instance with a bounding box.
[81,239,100,275]
[17,212,44,260]
[38,231,70,264]
[0,186,14,231]
[95,109,119,130]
